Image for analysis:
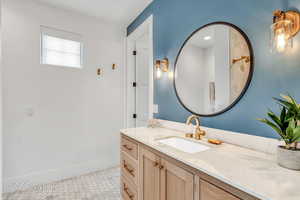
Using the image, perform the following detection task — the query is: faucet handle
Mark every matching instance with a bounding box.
[194,127,206,140]
[196,127,206,135]
[185,133,194,138]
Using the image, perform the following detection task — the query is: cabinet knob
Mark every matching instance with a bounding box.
[153,161,159,167]
[159,165,164,170]
[123,161,135,177]
[123,184,134,199]
[123,144,133,151]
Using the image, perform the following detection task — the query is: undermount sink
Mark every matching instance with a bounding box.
[157,137,210,154]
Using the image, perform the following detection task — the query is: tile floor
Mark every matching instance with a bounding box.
[3,167,121,200]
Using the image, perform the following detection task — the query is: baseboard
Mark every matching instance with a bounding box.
[3,159,118,193]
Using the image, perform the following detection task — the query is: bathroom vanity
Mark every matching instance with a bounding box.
[119,21,300,200]
[120,11,300,200]
[120,126,300,200]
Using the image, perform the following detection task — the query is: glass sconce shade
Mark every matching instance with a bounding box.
[155,58,169,79]
[155,60,162,79]
[270,20,293,53]
[156,67,162,79]
[270,10,300,53]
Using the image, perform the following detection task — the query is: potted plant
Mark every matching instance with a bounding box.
[258,94,300,170]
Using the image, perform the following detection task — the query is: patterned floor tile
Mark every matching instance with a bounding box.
[3,167,121,200]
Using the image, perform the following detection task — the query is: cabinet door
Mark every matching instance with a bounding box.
[160,159,194,200]
[200,180,240,200]
[139,147,160,200]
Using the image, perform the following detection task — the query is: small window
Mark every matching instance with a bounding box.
[40,26,83,68]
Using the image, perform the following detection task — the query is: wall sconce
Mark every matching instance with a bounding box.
[271,10,300,53]
[155,58,169,79]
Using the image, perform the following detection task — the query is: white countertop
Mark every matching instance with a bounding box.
[121,127,300,200]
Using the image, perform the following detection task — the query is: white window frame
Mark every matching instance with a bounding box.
[40,26,83,69]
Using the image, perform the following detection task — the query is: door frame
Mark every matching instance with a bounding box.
[124,15,154,128]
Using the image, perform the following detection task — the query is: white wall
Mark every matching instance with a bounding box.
[176,44,205,113]
[214,26,230,111]
[203,47,215,113]
[0,0,3,195]
[3,0,125,192]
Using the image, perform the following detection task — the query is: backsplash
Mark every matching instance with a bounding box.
[127,0,300,139]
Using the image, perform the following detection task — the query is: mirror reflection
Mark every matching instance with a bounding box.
[175,23,253,116]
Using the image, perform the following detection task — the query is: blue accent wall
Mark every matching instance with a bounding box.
[128,0,300,139]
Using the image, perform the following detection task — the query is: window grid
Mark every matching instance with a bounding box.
[41,33,83,68]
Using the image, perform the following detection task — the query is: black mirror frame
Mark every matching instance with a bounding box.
[174,22,254,117]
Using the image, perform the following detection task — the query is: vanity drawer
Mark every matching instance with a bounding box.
[121,137,138,160]
[121,152,138,186]
[122,176,138,200]
[200,180,240,200]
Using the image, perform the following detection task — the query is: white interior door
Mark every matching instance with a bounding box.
[126,15,153,128]
[135,34,150,127]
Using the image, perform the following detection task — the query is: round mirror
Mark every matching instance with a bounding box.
[174,22,254,116]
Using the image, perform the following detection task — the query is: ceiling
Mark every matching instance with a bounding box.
[188,27,215,48]
[34,0,153,26]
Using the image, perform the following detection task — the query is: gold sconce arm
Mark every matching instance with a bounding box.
[232,56,250,64]
[273,10,300,38]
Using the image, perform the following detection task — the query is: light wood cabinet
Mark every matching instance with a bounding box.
[139,147,160,200]
[121,135,259,200]
[121,137,140,200]
[122,175,138,200]
[200,180,240,200]
[139,146,194,200]
[160,159,194,200]
[121,137,138,160]
[121,152,139,186]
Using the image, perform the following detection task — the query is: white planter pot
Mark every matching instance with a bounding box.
[277,146,300,170]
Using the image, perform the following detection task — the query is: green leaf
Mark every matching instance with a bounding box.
[258,118,284,138]
[290,119,296,129]
[280,94,293,103]
[286,126,293,137]
[287,94,298,106]
[280,107,286,123]
[259,94,300,145]
[267,111,283,130]
[286,120,297,144]
[273,97,293,108]
[292,127,300,142]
